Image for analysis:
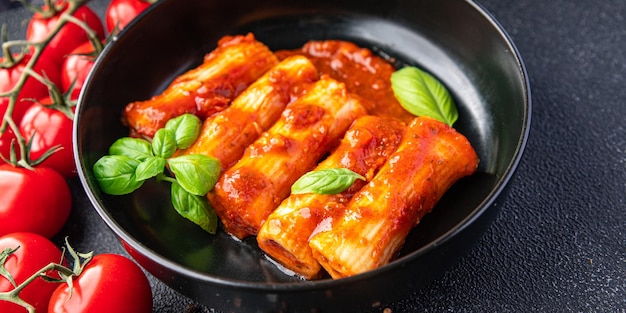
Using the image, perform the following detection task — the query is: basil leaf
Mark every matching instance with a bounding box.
[93,155,143,195]
[164,114,202,149]
[152,128,177,158]
[167,154,221,196]
[171,182,218,234]
[390,66,458,126]
[291,168,365,195]
[135,156,166,181]
[109,137,153,161]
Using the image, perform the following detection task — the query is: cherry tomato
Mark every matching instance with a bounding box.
[105,0,155,33]
[60,41,99,99]
[26,1,105,69]
[0,232,63,313]
[0,53,60,124]
[0,164,71,238]
[48,254,153,313]
[19,97,76,177]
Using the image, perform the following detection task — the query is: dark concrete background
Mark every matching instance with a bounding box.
[2,0,624,311]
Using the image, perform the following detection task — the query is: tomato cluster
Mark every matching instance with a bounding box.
[1,0,152,169]
[0,233,153,313]
[1,1,155,312]
[1,0,153,235]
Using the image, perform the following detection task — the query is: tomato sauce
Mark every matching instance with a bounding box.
[276,40,415,124]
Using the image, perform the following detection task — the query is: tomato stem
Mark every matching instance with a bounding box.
[0,246,20,287]
[14,0,48,18]
[23,66,75,119]
[63,11,105,54]
[0,247,75,313]
[0,25,14,65]
[0,238,95,312]
[63,237,94,276]
[0,27,31,69]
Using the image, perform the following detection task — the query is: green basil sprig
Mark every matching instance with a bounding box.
[291,168,365,195]
[92,114,220,234]
[390,66,458,127]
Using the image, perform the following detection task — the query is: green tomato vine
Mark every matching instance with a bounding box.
[0,0,103,168]
[0,238,93,313]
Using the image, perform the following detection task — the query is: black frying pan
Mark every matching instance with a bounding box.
[75,0,530,311]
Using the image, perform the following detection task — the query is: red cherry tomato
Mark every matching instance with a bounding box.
[26,1,105,69]
[0,232,63,313]
[48,254,153,313]
[19,97,76,177]
[0,53,60,124]
[0,164,71,238]
[105,0,154,33]
[60,41,99,99]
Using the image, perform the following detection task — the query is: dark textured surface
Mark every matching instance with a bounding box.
[2,0,625,312]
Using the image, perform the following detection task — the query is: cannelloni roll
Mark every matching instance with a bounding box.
[208,76,367,239]
[123,33,279,137]
[257,115,406,279]
[277,40,415,123]
[177,55,319,169]
[309,116,479,279]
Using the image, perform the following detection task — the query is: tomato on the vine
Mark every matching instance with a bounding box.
[0,232,64,313]
[105,0,156,33]
[60,41,100,99]
[26,1,105,69]
[0,53,60,124]
[19,97,76,177]
[0,164,71,238]
[48,253,153,313]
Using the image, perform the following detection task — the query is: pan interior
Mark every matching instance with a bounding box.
[77,0,527,284]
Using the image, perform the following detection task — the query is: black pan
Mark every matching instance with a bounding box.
[74,0,531,311]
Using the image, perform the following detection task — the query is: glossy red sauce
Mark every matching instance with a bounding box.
[276,40,415,124]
